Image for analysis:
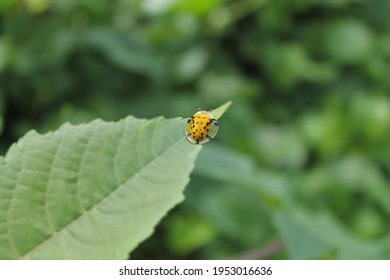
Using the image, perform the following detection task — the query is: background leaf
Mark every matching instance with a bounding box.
[275,207,390,260]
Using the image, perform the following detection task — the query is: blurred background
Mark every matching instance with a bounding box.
[0,0,389,259]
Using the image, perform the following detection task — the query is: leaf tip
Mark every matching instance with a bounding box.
[211,101,232,120]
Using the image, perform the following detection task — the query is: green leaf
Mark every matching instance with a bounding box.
[82,27,154,74]
[275,207,390,259]
[0,102,231,259]
[194,144,289,209]
[210,101,232,120]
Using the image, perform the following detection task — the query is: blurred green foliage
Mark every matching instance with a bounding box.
[0,0,389,259]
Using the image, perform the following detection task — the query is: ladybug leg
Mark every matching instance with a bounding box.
[211,119,219,126]
[206,135,213,140]
[196,139,200,144]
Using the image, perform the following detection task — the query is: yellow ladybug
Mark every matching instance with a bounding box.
[185,108,219,144]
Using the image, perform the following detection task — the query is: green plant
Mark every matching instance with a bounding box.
[1,0,388,261]
[0,101,232,259]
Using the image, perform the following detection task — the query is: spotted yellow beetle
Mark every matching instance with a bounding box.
[185,108,219,144]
